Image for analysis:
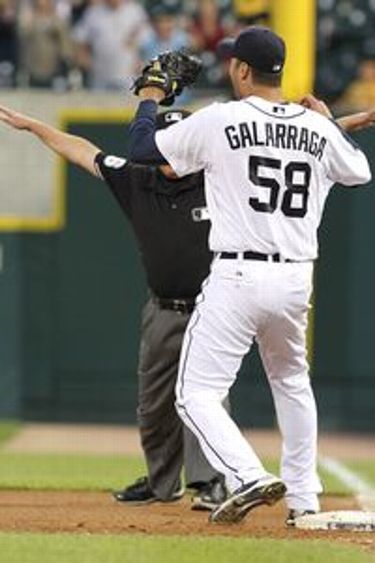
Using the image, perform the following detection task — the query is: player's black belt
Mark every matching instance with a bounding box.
[152,296,196,314]
[219,251,293,263]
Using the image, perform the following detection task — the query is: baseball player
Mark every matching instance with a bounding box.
[0,95,371,517]
[0,105,227,510]
[127,26,372,524]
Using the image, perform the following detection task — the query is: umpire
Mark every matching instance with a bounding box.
[0,101,226,510]
[101,109,227,508]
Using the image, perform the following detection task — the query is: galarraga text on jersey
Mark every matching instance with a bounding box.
[224,121,327,160]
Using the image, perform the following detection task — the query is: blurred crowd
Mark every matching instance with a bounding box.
[316,0,375,109]
[0,0,374,107]
[0,0,262,91]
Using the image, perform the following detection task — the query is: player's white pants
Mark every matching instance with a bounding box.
[175,256,322,511]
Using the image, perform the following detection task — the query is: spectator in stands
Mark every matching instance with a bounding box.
[0,0,17,87]
[338,59,375,110]
[315,0,375,101]
[143,0,184,14]
[138,6,192,102]
[69,0,92,26]
[73,0,149,90]
[189,0,226,54]
[17,0,73,88]
[139,6,190,63]
[188,0,231,90]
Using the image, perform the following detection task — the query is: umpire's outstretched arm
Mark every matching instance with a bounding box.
[0,104,102,177]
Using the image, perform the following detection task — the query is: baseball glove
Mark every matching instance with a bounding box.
[132,49,202,107]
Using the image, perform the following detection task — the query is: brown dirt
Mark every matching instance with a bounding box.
[2,427,374,552]
[0,491,373,551]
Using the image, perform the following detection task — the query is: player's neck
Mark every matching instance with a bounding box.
[243,86,284,103]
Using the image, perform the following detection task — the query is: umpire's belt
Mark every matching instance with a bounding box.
[152,296,196,314]
[219,251,293,263]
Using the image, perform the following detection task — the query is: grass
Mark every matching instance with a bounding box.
[0,421,20,445]
[0,448,371,563]
[0,420,363,495]
[0,453,352,495]
[317,468,352,496]
[346,461,375,485]
[0,453,145,491]
[0,533,372,563]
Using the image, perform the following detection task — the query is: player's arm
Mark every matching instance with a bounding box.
[300,96,371,185]
[301,95,375,133]
[128,89,167,164]
[336,110,375,133]
[0,104,101,177]
[325,121,372,186]
[129,49,202,163]
[129,88,209,177]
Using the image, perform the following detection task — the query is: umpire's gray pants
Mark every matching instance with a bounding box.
[137,297,221,500]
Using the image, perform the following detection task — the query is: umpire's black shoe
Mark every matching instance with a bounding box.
[191,477,228,511]
[285,509,317,527]
[112,476,184,505]
[210,475,286,524]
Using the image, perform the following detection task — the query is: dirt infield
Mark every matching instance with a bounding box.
[2,426,374,552]
[0,491,373,550]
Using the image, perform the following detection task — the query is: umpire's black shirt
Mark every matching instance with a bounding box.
[95,153,212,299]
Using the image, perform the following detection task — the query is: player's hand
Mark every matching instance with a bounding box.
[337,109,375,132]
[132,50,202,107]
[132,59,174,106]
[300,95,333,119]
[0,104,33,131]
[362,109,375,128]
[138,86,167,103]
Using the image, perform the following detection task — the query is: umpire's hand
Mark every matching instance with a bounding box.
[0,105,33,131]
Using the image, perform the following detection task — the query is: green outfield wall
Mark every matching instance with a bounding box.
[0,116,374,431]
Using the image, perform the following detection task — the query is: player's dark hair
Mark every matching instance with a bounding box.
[234,58,282,87]
[251,67,282,87]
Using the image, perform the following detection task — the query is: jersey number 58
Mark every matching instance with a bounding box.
[249,156,311,218]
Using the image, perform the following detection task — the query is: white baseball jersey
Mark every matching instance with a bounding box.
[155,95,371,260]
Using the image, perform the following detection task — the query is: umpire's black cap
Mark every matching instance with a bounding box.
[217,26,286,75]
[155,109,191,130]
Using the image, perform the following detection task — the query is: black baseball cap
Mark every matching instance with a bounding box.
[217,26,286,75]
[155,109,191,130]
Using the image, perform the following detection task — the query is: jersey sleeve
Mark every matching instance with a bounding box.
[155,104,216,177]
[324,121,372,186]
[95,152,133,211]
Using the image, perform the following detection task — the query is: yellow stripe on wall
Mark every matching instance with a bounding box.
[270,0,316,101]
[59,108,135,125]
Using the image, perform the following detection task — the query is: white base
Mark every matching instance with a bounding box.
[295,510,375,532]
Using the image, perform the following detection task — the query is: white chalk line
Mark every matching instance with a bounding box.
[319,456,375,511]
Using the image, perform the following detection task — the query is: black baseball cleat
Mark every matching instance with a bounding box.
[112,476,184,505]
[285,509,317,527]
[191,477,227,511]
[209,475,286,524]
